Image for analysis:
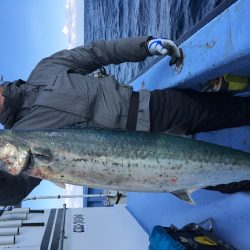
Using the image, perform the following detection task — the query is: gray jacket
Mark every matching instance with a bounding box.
[13,36,151,131]
[0,36,151,205]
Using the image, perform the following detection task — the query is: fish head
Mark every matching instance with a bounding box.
[0,137,30,176]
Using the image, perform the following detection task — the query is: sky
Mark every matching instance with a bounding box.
[0,0,84,209]
[0,0,68,81]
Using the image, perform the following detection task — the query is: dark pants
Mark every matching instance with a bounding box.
[149,88,250,134]
[149,88,250,193]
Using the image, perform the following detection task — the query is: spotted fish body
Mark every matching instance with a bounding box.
[0,128,250,196]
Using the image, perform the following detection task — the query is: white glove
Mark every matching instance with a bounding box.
[147,38,181,65]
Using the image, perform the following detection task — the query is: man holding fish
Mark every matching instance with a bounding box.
[0,36,250,205]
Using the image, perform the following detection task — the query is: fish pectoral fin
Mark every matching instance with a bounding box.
[31,147,53,164]
[24,147,53,174]
[50,181,66,189]
[171,190,196,205]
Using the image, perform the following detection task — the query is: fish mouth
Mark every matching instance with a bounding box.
[0,148,31,176]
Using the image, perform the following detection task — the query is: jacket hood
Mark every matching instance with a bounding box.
[0,79,26,128]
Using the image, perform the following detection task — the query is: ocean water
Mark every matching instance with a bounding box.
[84,0,224,84]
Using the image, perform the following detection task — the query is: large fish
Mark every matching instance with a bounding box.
[0,128,250,204]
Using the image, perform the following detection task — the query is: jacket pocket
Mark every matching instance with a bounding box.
[33,86,93,118]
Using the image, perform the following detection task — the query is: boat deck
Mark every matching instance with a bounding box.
[127,127,250,248]
[127,0,250,248]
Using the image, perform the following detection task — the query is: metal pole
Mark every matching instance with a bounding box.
[58,204,67,250]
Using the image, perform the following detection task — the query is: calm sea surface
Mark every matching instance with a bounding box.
[84,0,223,83]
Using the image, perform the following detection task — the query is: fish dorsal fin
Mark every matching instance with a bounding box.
[171,190,196,205]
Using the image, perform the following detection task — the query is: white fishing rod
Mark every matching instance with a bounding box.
[23,192,126,202]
